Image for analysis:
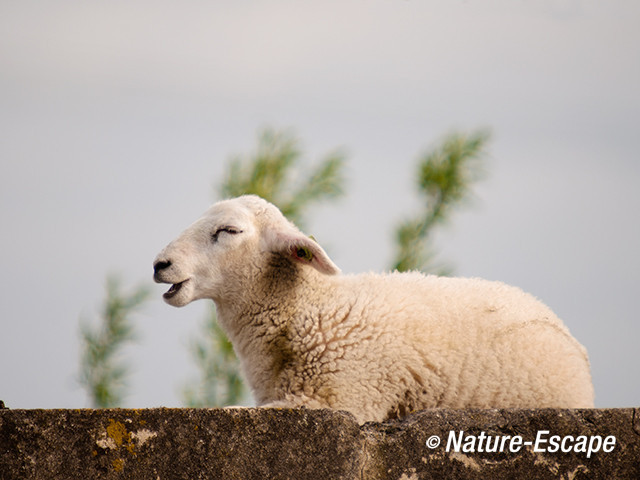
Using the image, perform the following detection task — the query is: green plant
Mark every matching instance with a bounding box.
[221,128,345,227]
[79,276,150,408]
[392,130,490,274]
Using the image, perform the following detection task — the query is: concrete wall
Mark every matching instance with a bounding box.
[1,407,638,479]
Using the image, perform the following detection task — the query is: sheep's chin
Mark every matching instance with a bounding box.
[162,279,193,307]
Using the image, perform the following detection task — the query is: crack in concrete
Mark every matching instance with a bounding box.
[632,408,640,437]
[359,433,368,480]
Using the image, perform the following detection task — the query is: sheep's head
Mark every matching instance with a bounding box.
[153,195,340,307]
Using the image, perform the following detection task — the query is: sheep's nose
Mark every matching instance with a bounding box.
[153,259,172,279]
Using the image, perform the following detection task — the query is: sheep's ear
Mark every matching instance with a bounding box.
[267,230,341,275]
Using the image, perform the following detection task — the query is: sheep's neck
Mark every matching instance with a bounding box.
[214,257,332,403]
[216,254,299,321]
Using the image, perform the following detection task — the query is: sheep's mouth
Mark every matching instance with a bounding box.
[163,280,188,299]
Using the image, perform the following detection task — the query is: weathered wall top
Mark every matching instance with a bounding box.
[1,407,638,479]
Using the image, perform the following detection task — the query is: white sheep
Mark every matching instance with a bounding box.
[153,195,594,423]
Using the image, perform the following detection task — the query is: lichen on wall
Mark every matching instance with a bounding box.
[93,417,158,473]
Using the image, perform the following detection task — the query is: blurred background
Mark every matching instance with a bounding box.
[1,0,638,409]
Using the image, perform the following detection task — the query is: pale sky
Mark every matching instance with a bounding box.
[1,0,638,409]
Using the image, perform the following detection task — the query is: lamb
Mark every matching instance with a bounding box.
[153,195,594,423]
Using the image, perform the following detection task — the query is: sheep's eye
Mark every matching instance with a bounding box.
[211,226,242,242]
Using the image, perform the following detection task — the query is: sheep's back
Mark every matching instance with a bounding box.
[328,272,593,409]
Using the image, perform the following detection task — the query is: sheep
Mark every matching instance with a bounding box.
[153,195,594,423]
